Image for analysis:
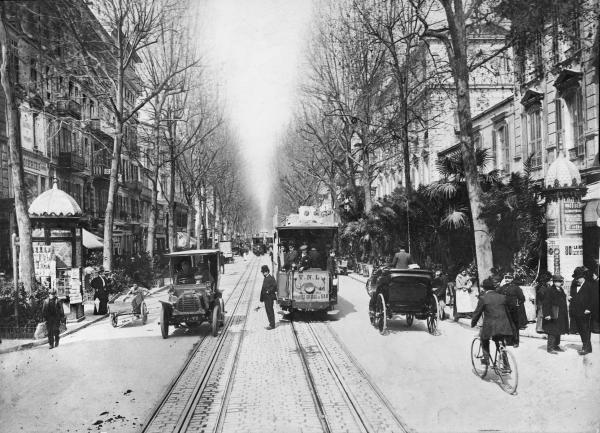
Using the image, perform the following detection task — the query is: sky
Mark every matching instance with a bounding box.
[191,0,315,229]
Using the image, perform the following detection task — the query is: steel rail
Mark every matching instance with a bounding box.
[290,320,334,433]
[141,258,260,433]
[178,260,261,433]
[317,321,411,433]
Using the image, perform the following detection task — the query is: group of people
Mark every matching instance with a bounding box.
[536,266,597,355]
[472,265,597,360]
[281,243,337,273]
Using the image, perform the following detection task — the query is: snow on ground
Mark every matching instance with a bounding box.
[330,275,600,433]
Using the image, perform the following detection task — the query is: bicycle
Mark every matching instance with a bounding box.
[471,336,519,394]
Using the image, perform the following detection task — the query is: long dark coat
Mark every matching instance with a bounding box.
[569,279,595,333]
[497,283,528,328]
[542,285,569,335]
[260,274,278,302]
[42,297,65,331]
[471,291,514,339]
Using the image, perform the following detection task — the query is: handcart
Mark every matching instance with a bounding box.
[108,284,150,327]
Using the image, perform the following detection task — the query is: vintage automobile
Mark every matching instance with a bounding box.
[108,284,149,327]
[367,267,439,335]
[159,249,225,338]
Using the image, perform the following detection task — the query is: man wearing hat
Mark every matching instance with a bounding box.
[41,288,65,349]
[298,245,312,271]
[259,265,278,330]
[542,274,569,354]
[569,266,595,355]
[496,272,527,347]
[391,242,413,269]
[471,277,514,364]
[284,243,298,271]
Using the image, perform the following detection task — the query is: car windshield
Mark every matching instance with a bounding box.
[171,254,218,285]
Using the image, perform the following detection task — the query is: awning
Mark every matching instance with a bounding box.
[82,228,104,249]
[177,231,197,248]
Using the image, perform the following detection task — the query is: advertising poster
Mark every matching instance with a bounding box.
[562,199,583,235]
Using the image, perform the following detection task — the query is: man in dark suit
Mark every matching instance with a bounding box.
[471,277,514,364]
[42,288,65,349]
[284,243,298,270]
[496,273,526,347]
[90,267,109,315]
[260,265,278,330]
[569,266,595,355]
[298,245,312,271]
[391,243,413,269]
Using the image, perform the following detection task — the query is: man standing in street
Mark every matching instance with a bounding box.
[42,288,65,349]
[391,242,412,269]
[90,267,109,315]
[260,265,277,330]
[569,266,595,355]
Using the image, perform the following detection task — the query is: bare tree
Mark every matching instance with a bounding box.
[58,0,198,270]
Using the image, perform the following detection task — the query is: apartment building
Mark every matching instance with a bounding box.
[0,1,179,271]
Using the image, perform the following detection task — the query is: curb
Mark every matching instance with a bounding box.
[0,284,170,355]
[0,314,109,355]
[342,273,582,343]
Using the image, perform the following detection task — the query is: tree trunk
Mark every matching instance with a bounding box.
[0,17,34,293]
[443,0,493,284]
[146,177,158,256]
[211,191,217,248]
[186,205,194,248]
[194,193,202,248]
[361,143,373,213]
[103,131,121,271]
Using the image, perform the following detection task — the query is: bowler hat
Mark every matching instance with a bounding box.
[300,245,308,251]
[261,265,269,273]
[572,266,588,279]
[552,274,564,282]
[481,277,496,290]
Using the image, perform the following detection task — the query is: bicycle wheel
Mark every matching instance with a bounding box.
[471,337,488,378]
[497,347,518,395]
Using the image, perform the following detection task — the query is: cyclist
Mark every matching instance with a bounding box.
[471,277,514,365]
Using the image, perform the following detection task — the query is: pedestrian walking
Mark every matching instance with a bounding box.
[90,267,109,315]
[542,274,569,354]
[259,265,277,330]
[41,288,65,349]
[569,266,595,355]
[391,242,413,269]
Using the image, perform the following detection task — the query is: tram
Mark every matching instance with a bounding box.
[274,206,338,314]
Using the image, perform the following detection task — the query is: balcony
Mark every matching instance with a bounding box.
[124,179,143,191]
[88,119,115,140]
[92,163,111,180]
[57,152,85,172]
[56,99,82,120]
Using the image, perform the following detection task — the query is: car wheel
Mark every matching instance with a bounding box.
[211,304,221,337]
[161,306,169,339]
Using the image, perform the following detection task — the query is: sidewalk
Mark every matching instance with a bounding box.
[0,283,168,355]
[344,271,584,343]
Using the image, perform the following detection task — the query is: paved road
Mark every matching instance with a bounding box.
[1,261,599,433]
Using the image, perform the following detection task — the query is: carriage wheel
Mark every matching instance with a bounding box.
[111,313,118,328]
[211,304,221,337]
[427,314,438,335]
[406,314,414,327]
[160,306,169,339]
[470,337,488,378]
[376,293,386,335]
[141,302,148,325]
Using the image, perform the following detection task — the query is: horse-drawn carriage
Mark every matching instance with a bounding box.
[367,268,439,335]
[159,249,225,338]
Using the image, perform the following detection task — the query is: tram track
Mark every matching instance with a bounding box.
[291,318,412,433]
[141,258,261,433]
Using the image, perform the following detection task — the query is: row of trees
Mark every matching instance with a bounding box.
[0,0,255,293]
[278,0,595,281]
